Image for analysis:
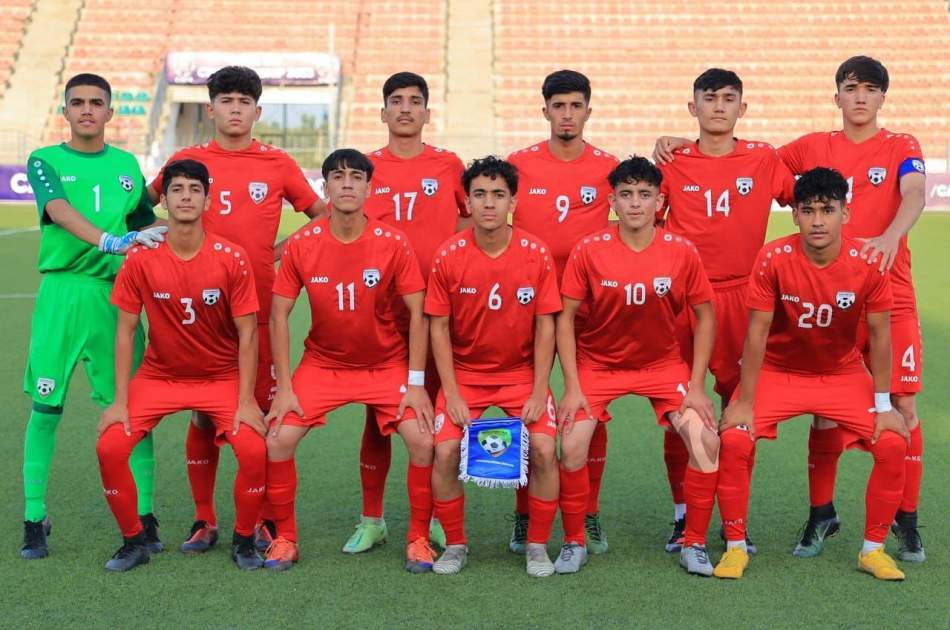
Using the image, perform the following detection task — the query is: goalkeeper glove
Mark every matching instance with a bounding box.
[98,226,168,255]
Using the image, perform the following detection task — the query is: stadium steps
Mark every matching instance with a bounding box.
[0,0,82,163]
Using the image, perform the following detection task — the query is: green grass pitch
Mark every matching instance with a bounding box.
[0,203,947,628]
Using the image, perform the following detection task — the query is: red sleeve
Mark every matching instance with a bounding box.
[281,155,319,212]
[393,238,426,295]
[864,269,893,313]
[228,250,260,318]
[534,253,562,315]
[110,255,144,314]
[746,248,777,312]
[272,241,304,299]
[683,246,714,306]
[423,253,452,316]
[777,135,808,175]
[656,164,671,222]
[560,245,590,301]
[770,150,797,207]
[451,156,469,218]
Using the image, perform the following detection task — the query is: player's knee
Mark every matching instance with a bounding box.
[892,395,918,427]
[673,408,719,472]
[719,428,753,460]
[529,437,557,472]
[403,431,434,467]
[265,433,295,461]
[871,431,907,464]
[559,436,588,472]
[433,442,460,476]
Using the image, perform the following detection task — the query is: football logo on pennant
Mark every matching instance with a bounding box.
[118,175,134,192]
[836,291,856,309]
[478,428,512,458]
[36,377,55,398]
[202,289,221,306]
[736,177,754,196]
[362,268,381,288]
[516,287,535,305]
[580,185,597,205]
[653,276,672,297]
[421,178,438,197]
[867,167,887,186]
[248,182,268,204]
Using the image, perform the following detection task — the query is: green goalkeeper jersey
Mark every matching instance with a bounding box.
[26,143,156,281]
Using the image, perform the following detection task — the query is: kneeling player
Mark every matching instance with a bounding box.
[97,159,267,571]
[263,149,436,573]
[427,157,562,577]
[715,167,910,581]
[557,157,719,575]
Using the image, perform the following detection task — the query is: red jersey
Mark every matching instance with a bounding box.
[778,130,924,318]
[747,234,892,375]
[273,218,425,369]
[562,226,714,370]
[150,139,318,319]
[508,141,618,277]
[424,227,561,385]
[658,140,795,285]
[111,237,259,380]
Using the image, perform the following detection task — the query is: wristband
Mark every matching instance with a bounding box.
[408,370,425,387]
[874,392,893,413]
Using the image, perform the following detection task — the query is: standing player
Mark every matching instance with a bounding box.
[556,157,718,576]
[653,69,795,553]
[148,66,324,553]
[346,71,468,554]
[97,159,266,572]
[714,167,910,581]
[506,69,617,555]
[263,149,436,573]
[426,157,561,577]
[776,57,927,562]
[21,73,167,559]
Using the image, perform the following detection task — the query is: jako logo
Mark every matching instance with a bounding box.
[187,459,211,466]
[153,292,170,299]
[600,280,618,287]
[310,276,329,284]
[103,488,119,496]
[682,184,700,192]
[459,287,477,294]
[528,187,547,195]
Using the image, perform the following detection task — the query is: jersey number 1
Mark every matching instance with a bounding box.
[703,189,730,217]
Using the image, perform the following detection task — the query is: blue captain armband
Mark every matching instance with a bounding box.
[898,158,926,178]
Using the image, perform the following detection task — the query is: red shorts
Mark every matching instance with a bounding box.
[856,315,923,395]
[127,376,240,445]
[738,369,876,447]
[575,362,689,426]
[281,360,415,435]
[676,279,747,398]
[255,324,277,411]
[433,382,558,444]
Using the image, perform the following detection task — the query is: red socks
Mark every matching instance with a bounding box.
[586,423,608,514]
[359,410,392,518]
[266,458,298,542]
[406,463,433,542]
[663,430,689,505]
[558,465,589,545]
[227,427,267,537]
[900,422,923,513]
[865,432,907,542]
[807,425,843,507]
[682,467,717,547]
[186,420,220,525]
[716,428,756,542]
[433,495,466,546]
[527,495,558,544]
[96,426,147,538]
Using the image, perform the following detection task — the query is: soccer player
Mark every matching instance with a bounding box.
[346,71,468,554]
[96,159,266,572]
[263,149,436,573]
[426,156,561,577]
[556,157,718,576]
[653,68,795,553]
[506,69,617,555]
[21,73,167,559]
[714,167,911,581]
[148,66,324,554]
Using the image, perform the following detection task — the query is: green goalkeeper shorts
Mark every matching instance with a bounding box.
[23,272,144,408]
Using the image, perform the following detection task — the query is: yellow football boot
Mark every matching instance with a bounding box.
[858,548,905,581]
[713,546,749,579]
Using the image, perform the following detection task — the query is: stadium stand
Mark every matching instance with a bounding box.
[0,0,33,101]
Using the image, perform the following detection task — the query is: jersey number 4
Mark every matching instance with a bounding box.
[703,189,730,218]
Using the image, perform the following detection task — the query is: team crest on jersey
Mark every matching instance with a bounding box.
[202,289,221,306]
[867,167,887,187]
[421,178,438,197]
[248,182,268,204]
[362,268,381,288]
[653,277,672,297]
[36,377,55,398]
[118,175,134,192]
[736,177,754,196]
[516,287,535,305]
[836,291,856,310]
[580,186,597,205]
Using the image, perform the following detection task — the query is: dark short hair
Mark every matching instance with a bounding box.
[321,148,374,180]
[794,167,849,205]
[65,73,112,103]
[162,159,210,196]
[462,156,518,196]
[608,156,662,189]
[207,66,263,102]
[382,72,429,106]
[693,68,743,95]
[541,69,591,102]
[835,55,889,93]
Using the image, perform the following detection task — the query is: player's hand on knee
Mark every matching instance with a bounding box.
[400,385,434,433]
[266,388,302,438]
[520,391,547,425]
[98,403,130,437]
[720,400,754,440]
[680,383,716,431]
[445,392,470,428]
[134,225,169,249]
[234,399,266,437]
[872,409,911,445]
[557,387,590,435]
